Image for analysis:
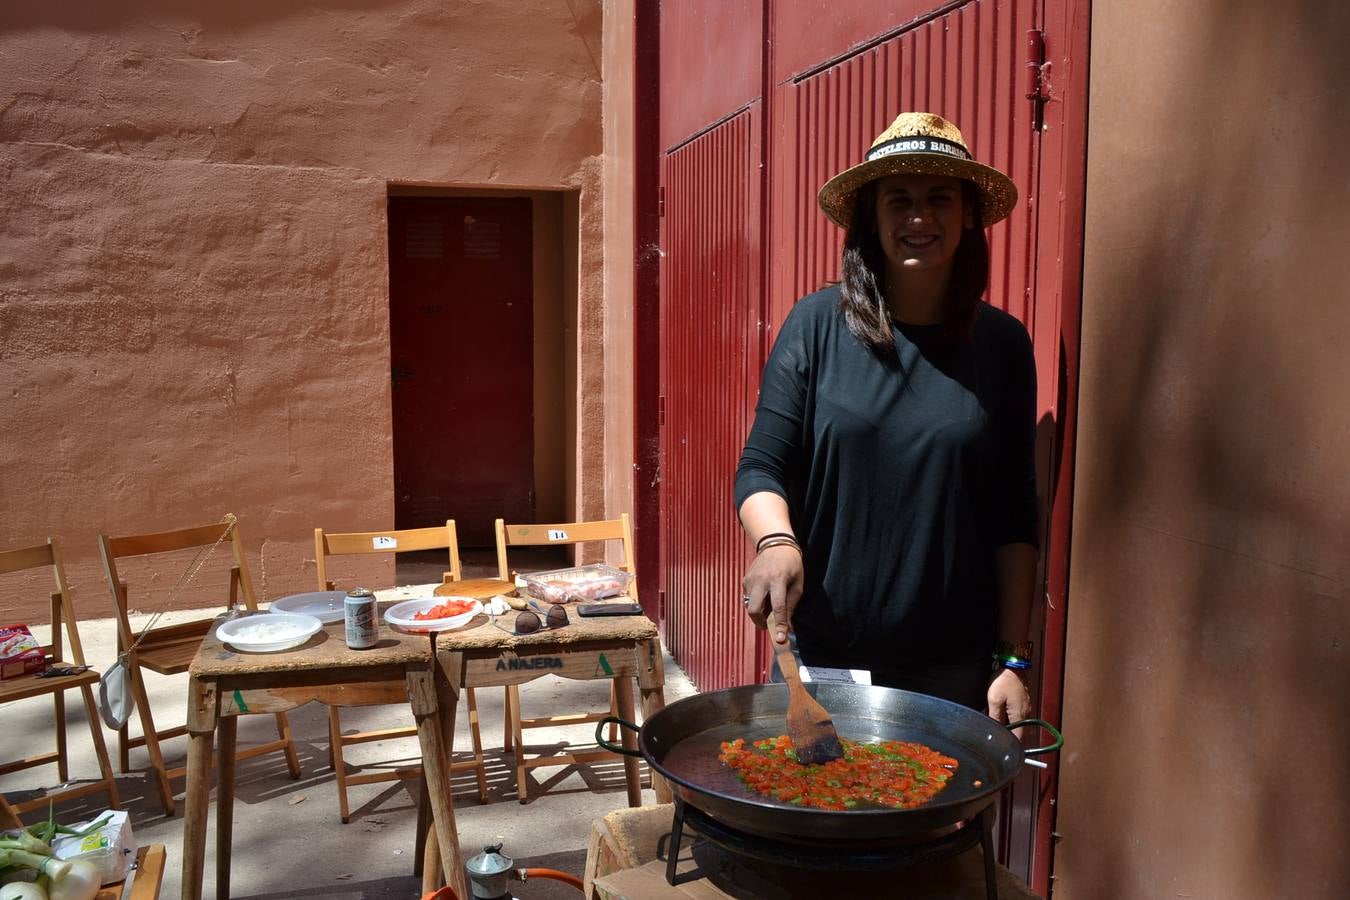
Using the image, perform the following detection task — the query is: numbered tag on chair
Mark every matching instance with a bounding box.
[547,529,568,541]
[372,536,398,550]
[98,653,136,730]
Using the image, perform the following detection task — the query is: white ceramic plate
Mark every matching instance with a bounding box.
[216,613,323,653]
[270,590,348,624]
[384,597,483,634]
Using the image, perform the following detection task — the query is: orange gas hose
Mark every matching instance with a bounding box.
[420,889,459,900]
[521,867,585,891]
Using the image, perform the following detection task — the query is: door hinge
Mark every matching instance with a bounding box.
[658,394,666,426]
[1025,29,1048,132]
[658,185,666,217]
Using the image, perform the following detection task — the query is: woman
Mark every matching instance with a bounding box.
[735,112,1038,724]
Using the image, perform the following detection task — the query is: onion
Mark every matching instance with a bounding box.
[1,883,48,900]
[45,860,99,900]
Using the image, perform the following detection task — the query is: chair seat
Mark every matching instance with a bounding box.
[0,667,100,704]
[131,626,210,674]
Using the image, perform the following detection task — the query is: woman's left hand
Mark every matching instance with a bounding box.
[986,667,1031,727]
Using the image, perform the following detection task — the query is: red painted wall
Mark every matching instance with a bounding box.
[658,0,762,151]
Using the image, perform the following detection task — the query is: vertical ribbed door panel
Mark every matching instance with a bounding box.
[660,104,763,691]
[769,0,1040,338]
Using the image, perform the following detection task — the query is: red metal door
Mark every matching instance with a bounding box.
[659,105,764,691]
[388,196,534,545]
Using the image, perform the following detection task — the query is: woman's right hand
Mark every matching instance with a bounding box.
[742,545,804,645]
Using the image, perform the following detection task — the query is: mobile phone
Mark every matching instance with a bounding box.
[577,602,644,617]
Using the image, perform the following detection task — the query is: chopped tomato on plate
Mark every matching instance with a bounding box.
[413,599,477,621]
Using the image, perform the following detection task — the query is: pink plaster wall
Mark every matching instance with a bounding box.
[1056,0,1350,895]
[0,0,607,621]
[601,0,636,566]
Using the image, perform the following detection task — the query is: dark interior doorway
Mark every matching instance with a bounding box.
[388,195,535,545]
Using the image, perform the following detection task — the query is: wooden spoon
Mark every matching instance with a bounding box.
[773,637,844,765]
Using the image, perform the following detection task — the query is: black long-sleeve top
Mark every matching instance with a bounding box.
[734,286,1039,670]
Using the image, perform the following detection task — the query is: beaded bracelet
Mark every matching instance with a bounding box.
[996,640,1034,660]
[755,532,798,552]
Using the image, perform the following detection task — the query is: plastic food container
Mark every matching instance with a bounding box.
[520,564,634,604]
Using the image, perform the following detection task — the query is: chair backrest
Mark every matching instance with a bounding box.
[97,518,255,651]
[494,514,637,599]
[0,538,86,667]
[314,521,462,591]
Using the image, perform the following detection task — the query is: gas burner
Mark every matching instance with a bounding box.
[664,797,998,899]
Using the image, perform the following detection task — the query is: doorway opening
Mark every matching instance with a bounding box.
[387,188,575,550]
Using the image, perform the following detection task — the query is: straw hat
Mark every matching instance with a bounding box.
[817,112,1018,229]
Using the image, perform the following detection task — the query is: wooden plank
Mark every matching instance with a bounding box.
[0,749,61,775]
[215,715,236,900]
[106,522,234,558]
[433,577,515,598]
[320,523,454,556]
[96,843,167,900]
[0,542,53,574]
[462,646,638,687]
[345,768,420,787]
[219,680,408,715]
[614,676,643,808]
[191,616,430,677]
[180,711,214,900]
[10,779,109,814]
[409,664,469,900]
[638,638,672,803]
[0,668,100,703]
[335,724,417,745]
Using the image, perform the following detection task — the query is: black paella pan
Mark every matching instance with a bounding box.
[598,683,1061,845]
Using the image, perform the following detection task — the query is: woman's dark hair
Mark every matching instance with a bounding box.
[838,180,990,358]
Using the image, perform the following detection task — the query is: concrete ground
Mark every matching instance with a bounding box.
[2,553,698,899]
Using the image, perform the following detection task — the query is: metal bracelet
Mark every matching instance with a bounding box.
[755,531,798,552]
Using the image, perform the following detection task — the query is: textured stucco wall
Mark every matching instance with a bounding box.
[0,0,606,620]
[1056,1,1350,896]
[601,0,636,567]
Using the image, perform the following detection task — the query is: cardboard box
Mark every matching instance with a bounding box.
[54,810,139,886]
[0,624,45,680]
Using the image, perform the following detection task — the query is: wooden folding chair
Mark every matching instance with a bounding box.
[494,514,633,803]
[97,519,301,815]
[315,521,489,822]
[0,539,120,827]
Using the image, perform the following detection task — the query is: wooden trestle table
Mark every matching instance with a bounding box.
[418,593,673,896]
[179,610,459,900]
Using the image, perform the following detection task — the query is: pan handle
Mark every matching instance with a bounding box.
[595,715,644,757]
[1007,718,1064,756]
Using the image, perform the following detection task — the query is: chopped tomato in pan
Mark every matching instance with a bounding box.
[718,735,958,811]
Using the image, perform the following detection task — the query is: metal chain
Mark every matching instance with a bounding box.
[123,513,238,656]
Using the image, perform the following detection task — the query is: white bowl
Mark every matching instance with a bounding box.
[269,590,348,624]
[384,597,483,634]
[217,613,323,653]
